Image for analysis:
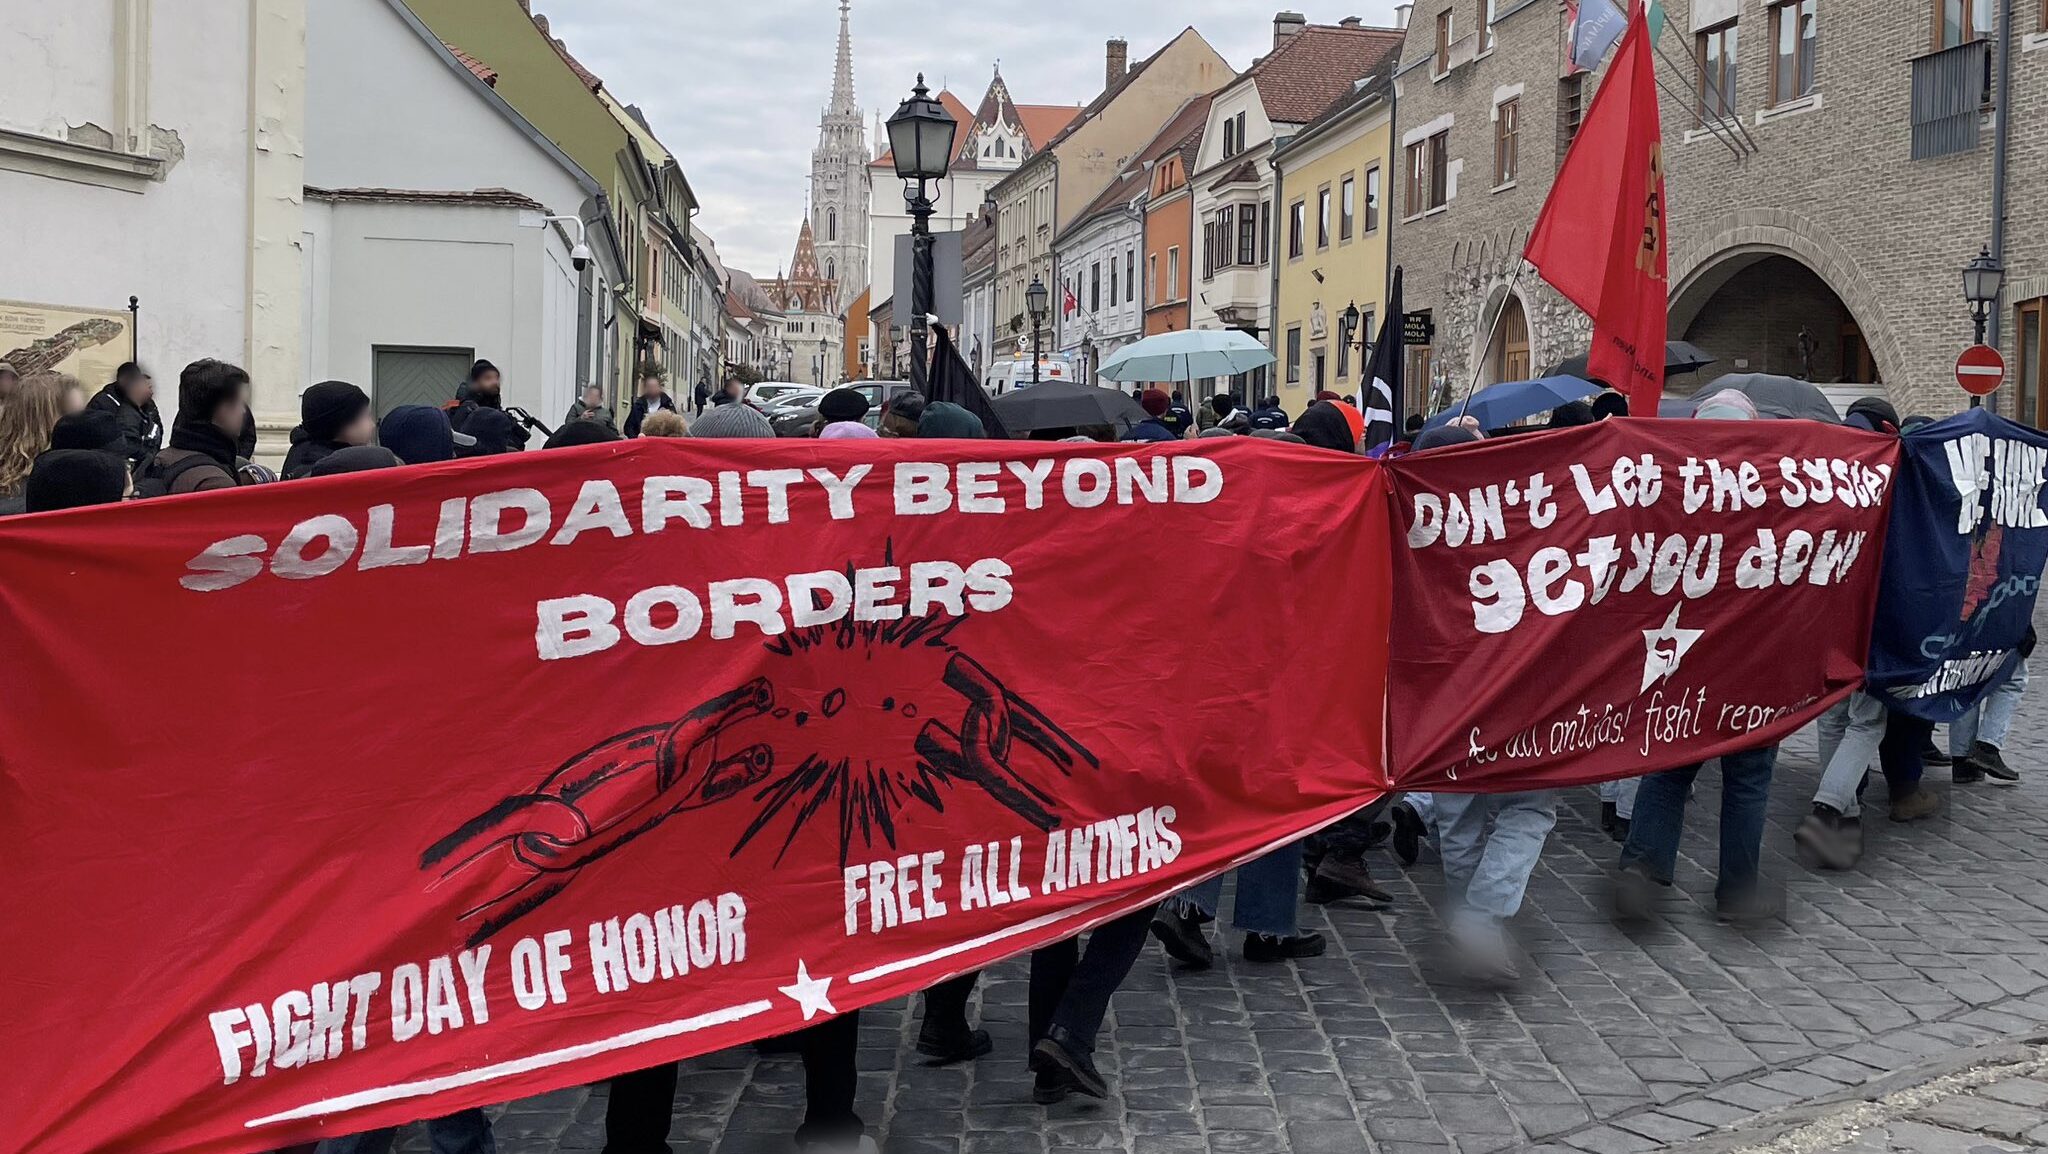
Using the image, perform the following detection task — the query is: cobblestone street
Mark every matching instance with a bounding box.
[421,702,2048,1154]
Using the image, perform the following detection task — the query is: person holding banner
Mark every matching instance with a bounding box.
[1949,646,2028,786]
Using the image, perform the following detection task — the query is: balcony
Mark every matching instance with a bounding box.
[1206,266,1265,315]
[1910,39,1992,160]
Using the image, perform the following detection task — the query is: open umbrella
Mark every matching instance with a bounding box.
[1685,373,1839,423]
[1423,375,1599,431]
[990,378,1150,434]
[1096,329,1276,383]
[1549,340,1717,381]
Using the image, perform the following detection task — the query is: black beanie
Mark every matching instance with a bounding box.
[301,380,371,442]
[310,445,404,477]
[1847,396,1900,434]
[818,387,870,423]
[49,409,124,452]
[26,449,129,512]
[544,419,626,450]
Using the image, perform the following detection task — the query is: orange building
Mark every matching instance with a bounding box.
[1143,106,1206,339]
[841,286,870,380]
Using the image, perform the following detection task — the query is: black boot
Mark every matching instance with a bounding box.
[914,1019,992,1065]
[1243,931,1327,962]
[1390,800,1425,867]
[1305,854,1393,907]
[1149,906,1214,969]
[1030,1026,1107,1099]
[1794,803,1862,869]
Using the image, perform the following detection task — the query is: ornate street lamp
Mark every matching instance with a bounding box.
[1026,276,1049,385]
[1964,245,2005,346]
[886,74,957,395]
[1964,245,2006,409]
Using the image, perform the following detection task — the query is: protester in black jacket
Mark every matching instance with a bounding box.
[281,380,375,479]
[138,360,266,496]
[623,374,677,438]
[85,361,163,473]
[448,359,529,456]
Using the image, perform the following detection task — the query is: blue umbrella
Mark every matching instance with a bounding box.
[1424,375,1599,431]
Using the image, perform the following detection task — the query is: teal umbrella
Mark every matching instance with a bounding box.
[1095,329,1276,383]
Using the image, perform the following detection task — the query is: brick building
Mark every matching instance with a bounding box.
[1390,0,2048,419]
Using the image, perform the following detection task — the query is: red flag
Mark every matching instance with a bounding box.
[1523,6,1667,415]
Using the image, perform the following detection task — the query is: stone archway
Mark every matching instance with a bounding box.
[1668,210,1903,390]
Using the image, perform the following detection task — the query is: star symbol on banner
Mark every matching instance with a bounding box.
[779,962,837,1021]
[1640,605,1705,694]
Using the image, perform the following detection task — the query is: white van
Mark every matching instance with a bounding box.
[983,355,1076,395]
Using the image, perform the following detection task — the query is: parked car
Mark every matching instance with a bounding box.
[755,386,825,417]
[745,381,818,408]
[771,379,917,437]
[983,355,1076,395]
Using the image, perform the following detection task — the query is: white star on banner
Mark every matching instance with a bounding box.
[779,962,837,1021]
[1640,605,1705,694]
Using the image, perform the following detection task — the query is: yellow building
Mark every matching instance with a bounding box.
[1269,75,1393,415]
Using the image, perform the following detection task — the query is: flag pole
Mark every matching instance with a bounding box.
[1454,260,1530,424]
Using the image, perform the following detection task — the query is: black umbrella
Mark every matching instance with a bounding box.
[1687,373,1841,423]
[990,379,1149,434]
[1549,340,1717,381]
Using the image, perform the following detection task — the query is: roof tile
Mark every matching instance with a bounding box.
[1248,24,1402,125]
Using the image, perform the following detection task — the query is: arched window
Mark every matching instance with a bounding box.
[826,257,836,282]
[827,208,837,241]
[1486,294,1531,385]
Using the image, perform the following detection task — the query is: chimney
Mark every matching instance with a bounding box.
[1394,3,1412,28]
[1339,15,1362,27]
[1105,38,1129,89]
[1273,11,1307,49]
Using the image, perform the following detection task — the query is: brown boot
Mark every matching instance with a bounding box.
[1889,787,1941,822]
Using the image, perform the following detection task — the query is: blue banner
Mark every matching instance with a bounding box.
[1866,408,2048,721]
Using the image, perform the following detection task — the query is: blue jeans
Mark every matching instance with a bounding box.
[1172,841,1302,936]
[315,1110,495,1154]
[1951,659,2029,754]
[1814,691,1885,816]
[1432,791,1558,924]
[1620,746,1775,902]
[1598,777,1640,818]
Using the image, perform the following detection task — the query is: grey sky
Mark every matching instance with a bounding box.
[534,1,1402,277]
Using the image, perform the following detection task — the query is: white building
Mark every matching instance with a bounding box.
[867,70,1077,369]
[1051,198,1144,384]
[0,0,305,436]
[303,0,620,427]
[1187,18,1401,397]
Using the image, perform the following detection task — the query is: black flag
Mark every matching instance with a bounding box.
[926,323,1012,439]
[1362,266,1405,450]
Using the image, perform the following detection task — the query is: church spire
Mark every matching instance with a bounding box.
[829,0,857,116]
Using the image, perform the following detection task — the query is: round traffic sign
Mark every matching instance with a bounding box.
[1957,343,2005,396]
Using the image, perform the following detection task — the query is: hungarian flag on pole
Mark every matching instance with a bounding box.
[1523,3,1667,415]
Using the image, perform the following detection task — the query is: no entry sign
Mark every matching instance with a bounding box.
[1957,343,2006,396]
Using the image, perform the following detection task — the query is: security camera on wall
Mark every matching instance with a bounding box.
[571,241,593,274]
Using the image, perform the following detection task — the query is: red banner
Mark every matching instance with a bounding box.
[0,439,1389,1154]
[1384,420,1898,790]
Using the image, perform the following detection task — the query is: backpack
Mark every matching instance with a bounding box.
[134,451,224,499]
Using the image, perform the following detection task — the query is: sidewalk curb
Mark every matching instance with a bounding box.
[1652,1033,2048,1153]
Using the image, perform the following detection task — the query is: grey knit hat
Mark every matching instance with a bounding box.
[690,404,775,439]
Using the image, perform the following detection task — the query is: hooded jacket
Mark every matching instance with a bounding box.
[282,425,348,480]
[144,421,246,494]
[85,382,163,471]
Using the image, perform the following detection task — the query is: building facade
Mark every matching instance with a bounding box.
[1051,95,1212,382]
[811,0,869,315]
[989,31,1233,359]
[303,0,610,424]
[1188,16,1402,401]
[406,0,656,403]
[762,220,840,386]
[961,207,999,377]
[0,0,305,440]
[1270,74,1395,413]
[1141,117,1206,342]
[867,71,1079,373]
[1391,0,2048,420]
